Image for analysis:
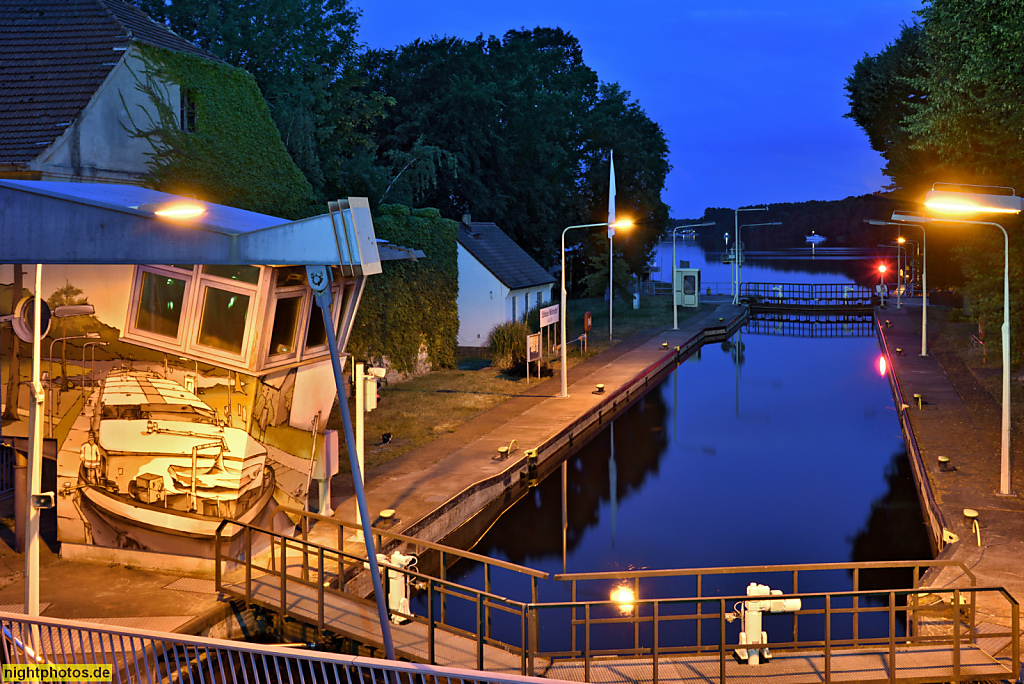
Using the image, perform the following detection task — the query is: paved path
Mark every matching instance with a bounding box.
[877,302,1024,664]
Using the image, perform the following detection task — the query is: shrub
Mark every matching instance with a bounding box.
[487,320,530,369]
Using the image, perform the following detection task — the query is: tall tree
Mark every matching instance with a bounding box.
[133,0,379,199]
[357,29,670,272]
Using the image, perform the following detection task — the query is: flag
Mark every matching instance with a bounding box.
[607,149,616,239]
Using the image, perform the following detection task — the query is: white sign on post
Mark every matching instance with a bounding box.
[539,304,559,328]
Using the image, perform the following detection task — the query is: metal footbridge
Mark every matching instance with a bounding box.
[207,508,1019,684]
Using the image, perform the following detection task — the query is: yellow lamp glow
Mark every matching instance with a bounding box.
[610,585,635,614]
[897,236,906,244]
[924,188,1022,216]
[610,218,633,230]
[878,264,887,274]
[148,201,207,220]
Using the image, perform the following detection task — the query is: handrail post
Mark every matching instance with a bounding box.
[427,579,435,665]
[584,603,591,683]
[317,547,325,641]
[301,516,310,581]
[484,564,492,641]
[528,605,536,677]
[952,589,960,683]
[280,538,287,622]
[214,524,222,591]
[245,526,252,602]
[440,551,447,625]
[719,598,726,684]
[1012,597,1020,681]
[696,574,702,652]
[852,568,859,646]
[476,592,484,671]
[633,577,640,654]
[888,591,896,683]
[520,603,527,675]
[652,601,659,684]
[570,580,577,656]
[792,570,799,646]
[825,593,831,680]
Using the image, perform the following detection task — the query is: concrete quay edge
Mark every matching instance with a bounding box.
[876,303,1024,659]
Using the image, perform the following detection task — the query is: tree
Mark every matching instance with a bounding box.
[133,0,380,200]
[356,29,670,273]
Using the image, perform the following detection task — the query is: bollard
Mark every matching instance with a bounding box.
[963,508,981,547]
[913,393,923,409]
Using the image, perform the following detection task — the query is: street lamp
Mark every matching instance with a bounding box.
[878,263,887,287]
[670,222,714,330]
[735,221,782,304]
[732,206,769,305]
[921,183,1023,495]
[82,341,108,389]
[872,216,928,355]
[561,219,632,397]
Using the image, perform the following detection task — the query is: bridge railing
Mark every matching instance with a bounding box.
[527,585,1019,683]
[551,558,977,664]
[0,611,553,684]
[742,282,874,307]
[214,518,536,672]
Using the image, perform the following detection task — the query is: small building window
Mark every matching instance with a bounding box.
[203,265,260,285]
[268,295,303,357]
[306,302,329,350]
[136,271,186,338]
[511,295,517,322]
[180,91,197,132]
[196,286,250,354]
[536,291,542,309]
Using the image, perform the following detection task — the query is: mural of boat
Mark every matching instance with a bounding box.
[70,370,276,555]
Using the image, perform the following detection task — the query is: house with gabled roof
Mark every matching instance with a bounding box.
[457,215,556,348]
[0,0,219,183]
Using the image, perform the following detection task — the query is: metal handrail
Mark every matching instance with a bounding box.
[215,518,532,672]
[0,611,554,684]
[527,585,1019,683]
[742,282,874,306]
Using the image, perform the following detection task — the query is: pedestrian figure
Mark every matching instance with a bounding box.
[80,431,103,483]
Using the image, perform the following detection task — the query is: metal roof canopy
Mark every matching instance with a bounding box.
[0,180,405,267]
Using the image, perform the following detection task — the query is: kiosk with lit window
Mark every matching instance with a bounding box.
[674,264,701,308]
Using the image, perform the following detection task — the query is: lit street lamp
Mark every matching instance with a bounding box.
[670,222,714,329]
[878,263,887,287]
[920,183,1022,495]
[868,217,928,355]
[561,219,632,397]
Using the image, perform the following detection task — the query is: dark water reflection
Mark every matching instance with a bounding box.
[413,247,933,648]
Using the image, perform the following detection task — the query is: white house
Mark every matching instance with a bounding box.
[457,217,555,348]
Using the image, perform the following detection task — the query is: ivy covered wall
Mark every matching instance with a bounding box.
[133,45,318,219]
[349,205,458,372]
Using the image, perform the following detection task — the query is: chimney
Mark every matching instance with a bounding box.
[462,212,471,224]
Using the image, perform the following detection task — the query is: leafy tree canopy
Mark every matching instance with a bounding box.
[356,28,670,275]
[133,0,386,200]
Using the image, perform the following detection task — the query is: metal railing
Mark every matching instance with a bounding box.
[742,282,874,308]
[0,611,554,684]
[214,518,538,672]
[527,585,1018,683]
[552,559,977,663]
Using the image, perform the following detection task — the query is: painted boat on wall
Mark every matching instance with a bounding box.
[71,370,277,556]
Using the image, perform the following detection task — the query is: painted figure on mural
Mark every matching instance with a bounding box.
[79,432,103,484]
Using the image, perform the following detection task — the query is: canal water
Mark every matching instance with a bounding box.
[417,242,932,649]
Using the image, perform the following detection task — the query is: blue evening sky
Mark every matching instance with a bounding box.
[354,1,922,219]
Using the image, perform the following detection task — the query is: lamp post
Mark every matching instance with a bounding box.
[561,220,631,397]
[878,263,887,287]
[670,222,714,329]
[82,341,108,389]
[732,206,769,305]
[871,216,928,355]
[921,183,1023,495]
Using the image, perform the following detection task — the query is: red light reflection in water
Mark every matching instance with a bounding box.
[878,355,887,376]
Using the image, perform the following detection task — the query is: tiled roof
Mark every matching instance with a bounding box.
[0,0,218,166]
[458,221,555,291]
